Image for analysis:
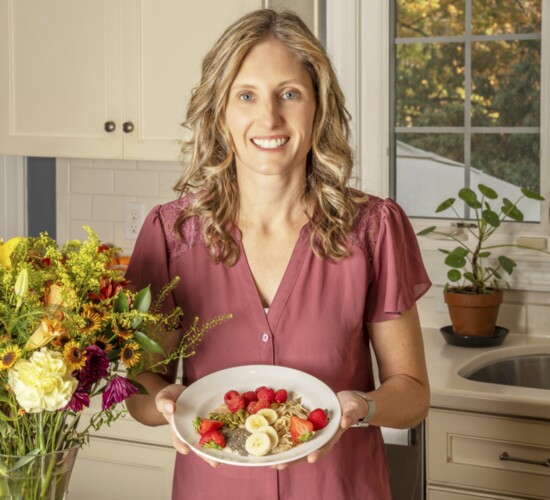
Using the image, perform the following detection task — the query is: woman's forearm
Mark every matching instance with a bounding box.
[126,372,173,426]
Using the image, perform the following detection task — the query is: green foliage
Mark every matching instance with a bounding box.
[417,183,548,293]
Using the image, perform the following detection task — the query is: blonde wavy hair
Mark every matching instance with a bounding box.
[174,8,365,265]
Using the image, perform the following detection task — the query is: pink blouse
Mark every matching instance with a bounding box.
[126,194,431,500]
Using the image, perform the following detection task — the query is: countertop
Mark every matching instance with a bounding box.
[423,328,550,420]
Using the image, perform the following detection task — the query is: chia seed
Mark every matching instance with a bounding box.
[222,427,250,456]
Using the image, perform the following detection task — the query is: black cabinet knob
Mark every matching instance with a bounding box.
[123,121,134,133]
[104,121,116,132]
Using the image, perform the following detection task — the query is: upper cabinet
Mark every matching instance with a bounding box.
[0,0,322,161]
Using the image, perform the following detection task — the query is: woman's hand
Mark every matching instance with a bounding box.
[155,384,222,468]
[273,390,368,470]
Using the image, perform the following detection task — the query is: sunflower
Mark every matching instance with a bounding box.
[63,341,87,371]
[113,321,134,340]
[80,305,104,335]
[51,332,71,350]
[0,345,21,370]
[120,342,141,368]
[91,334,113,354]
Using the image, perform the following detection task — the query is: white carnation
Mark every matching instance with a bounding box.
[7,347,77,413]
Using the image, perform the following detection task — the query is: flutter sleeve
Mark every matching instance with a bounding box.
[125,205,177,316]
[365,198,431,323]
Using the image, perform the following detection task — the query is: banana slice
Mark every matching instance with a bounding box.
[257,408,278,425]
[245,431,272,456]
[259,425,279,449]
[245,414,269,433]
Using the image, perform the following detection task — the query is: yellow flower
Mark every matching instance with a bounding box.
[7,347,77,413]
[0,345,21,370]
[91,335,113,354]
[63,341,87,371]
[80,304,104,335]
[113,321,134,340]
[24,318,63,351]
[0,237,24,269]
[120,342,141,368]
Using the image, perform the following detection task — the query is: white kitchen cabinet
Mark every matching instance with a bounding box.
[427,408,550,499]
[2,0,323,161]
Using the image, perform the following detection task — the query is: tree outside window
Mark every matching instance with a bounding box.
[392,0,542,221]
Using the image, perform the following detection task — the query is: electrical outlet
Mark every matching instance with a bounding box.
[125,202,144,240]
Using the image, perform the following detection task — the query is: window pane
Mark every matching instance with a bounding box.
[472,40,541,127]
[396,43,465,127]
[471,133,540,194]
[396,0,465,38]
[472,0,541,35]
[396,133,464,218]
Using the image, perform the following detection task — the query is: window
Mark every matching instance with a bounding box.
[392,0,543,221]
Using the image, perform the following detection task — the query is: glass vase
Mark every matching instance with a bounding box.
[0,446,79,500]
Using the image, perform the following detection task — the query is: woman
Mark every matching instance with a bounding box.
[125,8,431,500]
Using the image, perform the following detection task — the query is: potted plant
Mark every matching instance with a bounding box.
[417,184,548,337]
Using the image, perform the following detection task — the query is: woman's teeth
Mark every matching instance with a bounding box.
[252,138,288,149]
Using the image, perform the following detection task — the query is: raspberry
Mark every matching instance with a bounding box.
[226,394,246,413]
[247,398,271,414]
[256,387,275,404]
[224,390,239,405]
[274,389,288,403]
[242,390,257,404]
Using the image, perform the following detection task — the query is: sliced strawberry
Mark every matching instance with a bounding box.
[274,389,288,403]
[199,429,226,449]
[307,408,328,430]
[226,394,246,413]
[289,416,315,443]
[224,390,239,404]
[256,387,276,404]
[193,417,224,435]
[246,398,271,414]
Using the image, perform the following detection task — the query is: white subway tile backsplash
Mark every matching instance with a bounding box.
[70,194,93,220]
[71,168,114,194]
[92,195,130,222]
[114,170,158,197]
[137,160,181,171]
[70,219,114,245]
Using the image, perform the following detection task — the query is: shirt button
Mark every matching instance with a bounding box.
[261,332,270,342]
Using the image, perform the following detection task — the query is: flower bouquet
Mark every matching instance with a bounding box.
[0,228,227,499]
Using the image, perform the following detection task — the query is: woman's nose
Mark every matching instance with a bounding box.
[258,96,282,127]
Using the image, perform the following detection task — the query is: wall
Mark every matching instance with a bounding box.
[57,157,550,337]
[56,158,181,255]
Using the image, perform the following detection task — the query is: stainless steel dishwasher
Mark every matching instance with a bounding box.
[383,422,425,500]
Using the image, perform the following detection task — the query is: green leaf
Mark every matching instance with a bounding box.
[447,269,461,282]
[438,248,450,255]
[501,199,524,222]
[521,188,544,201]
[459,188,482,209]
[113,291,130,313]
[478,184,498,199]
[133,286,152,312]
[417,226,436,236]
[8,449,42,473]
[498,255,517,275]
[450,246,469,258]
[445,253,466,268]
[482,209,500,228]
[477,251,491,258]
[435,198,455,213]
[133,330,165,356]
[463,272,476,283]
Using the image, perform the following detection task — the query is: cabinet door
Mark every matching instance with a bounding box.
[121,0,262,161]
[0,0,123,158]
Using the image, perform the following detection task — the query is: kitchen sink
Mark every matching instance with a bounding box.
[462,354,550,390]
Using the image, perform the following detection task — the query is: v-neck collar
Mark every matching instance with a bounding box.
[235,223,311,335]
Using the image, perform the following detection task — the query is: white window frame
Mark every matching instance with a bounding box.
[326,0,550,292]
[0,155,26,239]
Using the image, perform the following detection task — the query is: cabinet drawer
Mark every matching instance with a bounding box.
[428,485,520,499]
[427,409,550,499]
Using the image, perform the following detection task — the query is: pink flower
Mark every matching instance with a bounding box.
[66,385,90,412]
[77,345,109,388]
[102,375,139,410]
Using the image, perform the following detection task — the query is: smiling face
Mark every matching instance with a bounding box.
[224,38,317,179]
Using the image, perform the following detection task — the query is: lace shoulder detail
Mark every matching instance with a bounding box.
[157,196,203,263]
[348,195,385,258]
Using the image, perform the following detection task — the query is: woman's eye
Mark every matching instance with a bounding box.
[239,93,253,102]
[282,91,298,100]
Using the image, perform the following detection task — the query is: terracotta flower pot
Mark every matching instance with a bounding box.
[444,290,503,336]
